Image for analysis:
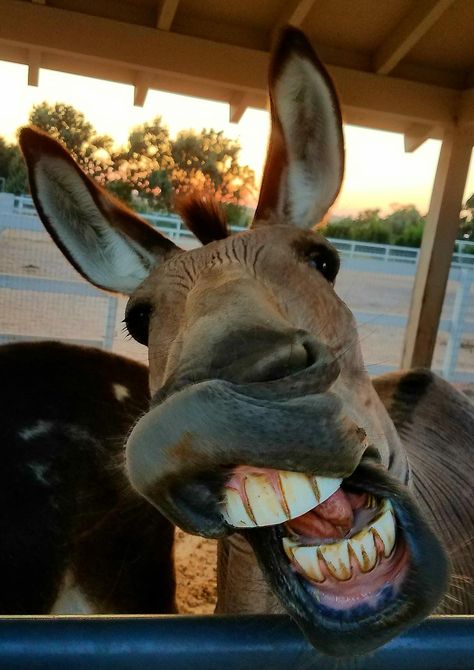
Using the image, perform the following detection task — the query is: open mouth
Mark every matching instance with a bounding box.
[283,488,410,611]
[222,462,447,657]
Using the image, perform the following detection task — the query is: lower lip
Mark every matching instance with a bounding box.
[296,536,410,611]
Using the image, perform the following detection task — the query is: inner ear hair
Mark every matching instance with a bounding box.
[175,193,230,245]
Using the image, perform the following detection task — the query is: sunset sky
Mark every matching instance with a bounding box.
[2,59,474,216]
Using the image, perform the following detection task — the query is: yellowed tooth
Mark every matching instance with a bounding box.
[348,528,378,572]
[278,472,318,519]
[282,537,297,561]
[292,546,325,583]
[244,472,287,526]
[221,488,256,527]
[223,470,341,528]
[318,540,352,581]
[370,501,396,557]
[313,476,343,506]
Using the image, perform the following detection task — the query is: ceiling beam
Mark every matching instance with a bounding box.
[373,0,455,75]
[155,0,180,31]
[0,0,464,135]
[271,0,316,44]
[404,122,434,152]
[27,48,40,86]
[275,0,316,28]
[134,72,150,107]
[229,92,249,124]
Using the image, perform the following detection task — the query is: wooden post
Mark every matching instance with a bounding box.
[401,129,473,370]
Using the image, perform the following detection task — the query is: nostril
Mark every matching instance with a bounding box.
[302,338,317,368]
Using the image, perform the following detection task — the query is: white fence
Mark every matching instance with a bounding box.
[1,193,474,381]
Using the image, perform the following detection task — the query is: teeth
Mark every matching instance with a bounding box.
[283,497,398,583]
[222,469,342,528]
[318,541,352,581]
[370,500,396,557]
[283,541,325,583]
[244,473,287,526]
[348,528,378,573]
[221,488,255,528]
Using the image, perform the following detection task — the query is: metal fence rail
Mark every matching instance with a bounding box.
[2,193,474,380]
[0,615,472,670]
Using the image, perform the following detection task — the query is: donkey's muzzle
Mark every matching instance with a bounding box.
[125,374,368,537]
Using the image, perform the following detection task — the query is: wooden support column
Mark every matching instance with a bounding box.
[401,128,473,370]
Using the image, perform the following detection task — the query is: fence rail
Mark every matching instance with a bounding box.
[2,194,474,380]
[0,615,472,670]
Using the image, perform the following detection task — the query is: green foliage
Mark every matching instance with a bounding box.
[29,102,114,180]
[324,205,425,247]
[0,140,27,194]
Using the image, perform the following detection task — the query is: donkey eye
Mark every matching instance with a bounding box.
[307,247,339,283]
[124,303,152,346]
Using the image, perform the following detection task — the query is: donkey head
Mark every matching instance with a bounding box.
[20,27,447,658]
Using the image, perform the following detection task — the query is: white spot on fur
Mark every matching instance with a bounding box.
[29,463,50,485]
[113,383,130,402]
[50,571,96,614]
[19,420,53,441]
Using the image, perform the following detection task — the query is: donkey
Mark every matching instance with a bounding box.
[0,340,175,614]
[18,26,474,657]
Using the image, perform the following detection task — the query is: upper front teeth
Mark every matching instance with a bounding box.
[221,468,342,528]
[284,499,396,582]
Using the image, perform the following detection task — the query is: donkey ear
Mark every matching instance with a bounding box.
[253,27,344,229]
[19,127,181,295]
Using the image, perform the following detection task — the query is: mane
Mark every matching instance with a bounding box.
[175,193,230,245]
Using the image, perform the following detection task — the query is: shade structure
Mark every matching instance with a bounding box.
[1,0,473,367]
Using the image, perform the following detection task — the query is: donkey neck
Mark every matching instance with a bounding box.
[215,534,282,614]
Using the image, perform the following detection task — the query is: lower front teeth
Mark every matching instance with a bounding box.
[284,499,396,582]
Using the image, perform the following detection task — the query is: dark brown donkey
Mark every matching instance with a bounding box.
[0,341,175,614]
[18,27,474,657]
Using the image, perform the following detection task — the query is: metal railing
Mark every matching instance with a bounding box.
[0,615,472,670]
[1,194,474,380]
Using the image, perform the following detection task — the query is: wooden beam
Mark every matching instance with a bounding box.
[0,0,464,133]
[27,48,40,86]
[373,0,455,75]
[229,92,248,124]
[134,72,150,107]
[404,122,433,152]
[401,128,473,370]
[155,0,180,31]
[275,0,316,28]
[31,0,46,4]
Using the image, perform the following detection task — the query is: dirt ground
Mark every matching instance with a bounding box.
[174,531,217,614]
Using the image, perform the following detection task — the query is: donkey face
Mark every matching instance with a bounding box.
[20,27,447,658]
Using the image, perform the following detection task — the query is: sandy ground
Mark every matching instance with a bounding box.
[174,531,217,614]
[1,227,474,614]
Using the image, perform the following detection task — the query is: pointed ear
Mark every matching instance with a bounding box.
[253,27,344,229]
[19,127,181,294]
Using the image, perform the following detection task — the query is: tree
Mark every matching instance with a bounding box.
[111,117,174,210]
[171,129,256,205]
[0,138,28,194]
[5,149,28,194]
[29,102,113,180]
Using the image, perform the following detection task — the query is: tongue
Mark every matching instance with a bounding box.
[287,488,360,540]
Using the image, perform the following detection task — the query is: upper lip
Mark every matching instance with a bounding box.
[152,357,341,407]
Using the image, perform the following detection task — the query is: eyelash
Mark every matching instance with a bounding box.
[123,304,151,346]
